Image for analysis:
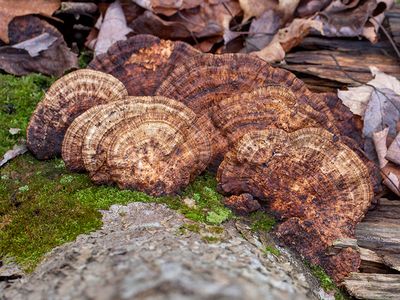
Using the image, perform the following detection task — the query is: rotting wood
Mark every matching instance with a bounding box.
[343,273,400,300]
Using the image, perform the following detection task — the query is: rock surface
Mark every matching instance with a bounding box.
[1,202,324,300]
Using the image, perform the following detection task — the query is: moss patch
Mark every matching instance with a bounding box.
[306,262,349,300]
[0,74,55,156]
[0,154,231,271]
[249,211,276,232]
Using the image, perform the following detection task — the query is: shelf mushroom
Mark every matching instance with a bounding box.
[26,69,128,160]
[211,86,338,145]
[63,96,218,196]
[217,127,374,282]
[89,34,202,96]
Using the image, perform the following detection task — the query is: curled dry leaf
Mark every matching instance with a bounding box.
[132,0,202,16]
[245,9,281,52]
[94,0,132,56]
[386,132,400,165]
[0,0,60,43]
[373,127,400,195]
[27,69,128,160]
[64,97,216,196]
[89,35,201,96]
[0,144,28,168]
[296,0,332,17]
[338,66,400,116]
[315,0,394,42]
[0,15,77,76]
[253,18,323,63]
[132,0,241,44]
[217,127,374,282]
[239,0,276,22]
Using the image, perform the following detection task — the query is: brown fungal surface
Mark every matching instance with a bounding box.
[155,54,339,130]
[211,86,338,145]
[26,69,128,160]
[76,96,217,196]
[217,128,374,282]
[89,34,202,96]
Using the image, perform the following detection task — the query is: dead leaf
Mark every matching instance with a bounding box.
[338,67,400,116]
[239,0,277,23]
[95,0,132,56]
[253,17,323,62]
[372,127,389,168]
[9,128,21,135]
[129,11,194,40]
[0,0,60,43]
[245,9,281,52]
[296,0,332,17]
[132,0,202,16]
[278,0,300,22]
[363,88,400,160]
[382,163,400,196]
[0,143,27,168]
[362,0,394,43]
[13,33,58,57]
[386,132,400,165]
[314,0,393,42]
[130,0,241,44]
[0,15,77,76]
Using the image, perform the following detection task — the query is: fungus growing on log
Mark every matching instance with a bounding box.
[65,96,217,196]
[27,69,128,160]
[217,128,374,282]
[89,34,202,96]
[211,86,337,145]
[156,54,338,128]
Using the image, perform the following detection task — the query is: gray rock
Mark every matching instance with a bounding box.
[1,203,322,300]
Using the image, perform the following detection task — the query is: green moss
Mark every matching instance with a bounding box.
[306,262,348,300]
[0,74,55,156]
[0,154,231,271]
[201,235,220,243]
[263,245,280,256]
[249,211,276,232]
[78,50,93,69]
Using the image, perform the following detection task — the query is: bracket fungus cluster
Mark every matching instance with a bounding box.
[62,97,216,196]
[27,69,128,159]
[217,128,374,282]
[27,34,379,282]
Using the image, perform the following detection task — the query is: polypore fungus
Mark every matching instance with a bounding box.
[156,54,338,127]
[217,128,374,282]
[27,69,128,159]
[211,86,338,145]
[89,34,202,96]
[64,96,217,196]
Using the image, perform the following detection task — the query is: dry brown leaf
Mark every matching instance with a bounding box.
[0,143,27,168]
[314,0,393,42]
[239,0,277,22]
[386,132,400,165]
[245,9,281,52]
[0,0,60,43]
[278,0,300,22]
[253,17,323,62]
[372,127,389,168]
[131,0,241,44]
[382,163,400,196]
[0,15,77,76]
[95,0,132,56]
[362,0,394,43]
[296,0,332,17]
[338,67,400,116]
[132,0,202,16]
